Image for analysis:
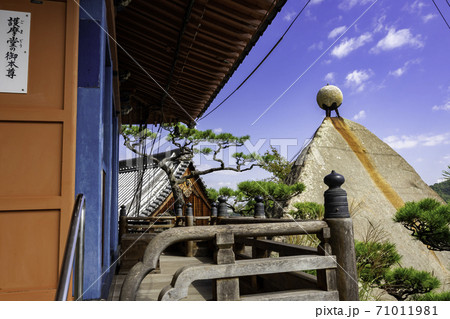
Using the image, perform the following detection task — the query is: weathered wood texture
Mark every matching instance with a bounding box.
[235,238,318,256]
[158,255,337,301]
[240,289,339,301]
[214,232,239,300]
[119,221,327,300]
[325,218,359,300]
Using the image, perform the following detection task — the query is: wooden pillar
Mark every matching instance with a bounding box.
[323,171,359,301]
[214,232,239,300]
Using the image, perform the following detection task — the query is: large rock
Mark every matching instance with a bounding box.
[286,117,449,289]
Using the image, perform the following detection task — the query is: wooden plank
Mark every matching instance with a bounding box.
[235,238,318,256]
[240,289,339,301]
[120,221,328,300]
[158,255,336,301]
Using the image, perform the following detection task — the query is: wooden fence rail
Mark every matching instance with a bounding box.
[118,171,359,301]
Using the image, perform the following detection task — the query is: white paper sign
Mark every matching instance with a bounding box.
[0,10,30,94]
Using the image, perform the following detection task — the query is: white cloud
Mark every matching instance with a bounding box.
[338,0,372,11]
[310,0,325,4]
[383,133,450,149]
[352,110,366,120]
[373,15,387,33]
[388,59,420,77]
[422,13,437,23]
[372,28,424,53]
[213,128,223,133]
[328,26,347,39]
[432,100,450,111]
[331,32,372,58]
[308,41,324,51]
[324,72,336,83]
[283,11,296,22]
[345,69,373,92]
[403,1,427,14]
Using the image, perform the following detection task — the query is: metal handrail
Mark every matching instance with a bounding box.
[55,194,86,301]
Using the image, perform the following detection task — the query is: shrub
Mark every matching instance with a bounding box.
[355,241,401,285]
[411,291,450,301]
[394,198,450,251]
[381,267,440,301]
[289,202,324,220]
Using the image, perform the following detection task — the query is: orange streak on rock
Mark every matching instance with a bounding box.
[330,117,404,210]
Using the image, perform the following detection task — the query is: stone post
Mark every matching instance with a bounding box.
[185,202,194,257]
[323,171,359,301]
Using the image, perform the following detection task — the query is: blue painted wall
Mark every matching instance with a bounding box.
[75,0,119,300]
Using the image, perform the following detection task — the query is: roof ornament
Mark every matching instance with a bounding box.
[316,84,343,118]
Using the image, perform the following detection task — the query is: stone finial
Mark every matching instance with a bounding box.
[211,202,218,217]
[317,85,343,117]
[186,202,193,217]
[175,203,183,217]
[254,196,265,218]
[218,196,229,217]
[323,171,350,218]
[120,205,127,217]
[324,170,345,188]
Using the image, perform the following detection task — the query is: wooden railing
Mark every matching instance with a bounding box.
[118,171,359,301]
[120,220,338,301]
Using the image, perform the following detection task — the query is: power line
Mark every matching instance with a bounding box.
[251,0,380,126]
[432,0,450,29]
[198,0,312,121]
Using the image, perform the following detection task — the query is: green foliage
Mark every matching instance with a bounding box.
[121,125,157,140]
[381,267,440,301]
[289,202,324,220]
[430,179,450,203]
[394,198,450,251]
[236,180,305,217]
[258,146,292,182]
[443,165,450,181]
[207,181,305,217]
[355,241,401,285]
[411,291,450,301]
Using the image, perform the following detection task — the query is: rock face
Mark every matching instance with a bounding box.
[286,117,449,289]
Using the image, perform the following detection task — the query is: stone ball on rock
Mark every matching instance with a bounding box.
[316,85,343,110]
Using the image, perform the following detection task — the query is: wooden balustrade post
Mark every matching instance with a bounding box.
[175,203,183,226]
[323,171,359,301]
[185,202,194,257]
[254,196,265,219]
[214,231,239,300]
[217,196,228,227]
[210,201,218,225]
[316,227,337,292]
[119,205,128,239]
[253,196,268,258]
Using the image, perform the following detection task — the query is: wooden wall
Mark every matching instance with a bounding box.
[0,0,79,300]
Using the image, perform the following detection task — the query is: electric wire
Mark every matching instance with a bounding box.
[432,0,450,29]
[198,0,312,121]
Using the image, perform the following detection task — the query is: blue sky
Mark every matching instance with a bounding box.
[120,0,450,189]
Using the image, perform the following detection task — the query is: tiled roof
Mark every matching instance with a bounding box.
[118,151,209,216]
[119,159,189,217]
